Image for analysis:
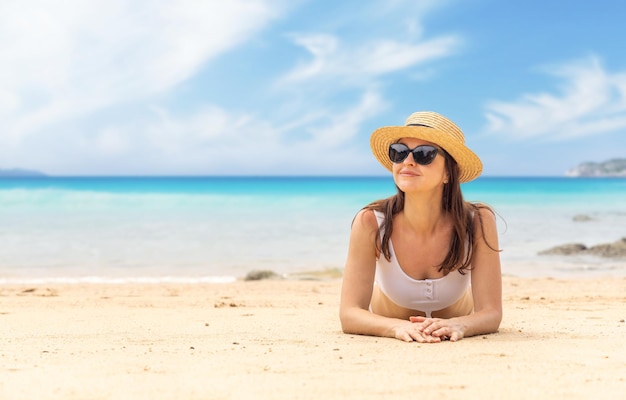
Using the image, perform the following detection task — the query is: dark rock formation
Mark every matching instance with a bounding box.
[244,270,283,281]
[539,243,588,256]
[539,238,626,258]
[587,238,626,258]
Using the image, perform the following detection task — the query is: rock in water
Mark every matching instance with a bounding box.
[244,270,283,281]
[539,243,587,256]
[539,238,626,258]
[587,238,626,258]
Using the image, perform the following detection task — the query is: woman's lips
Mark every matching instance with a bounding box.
[399,170,420,177]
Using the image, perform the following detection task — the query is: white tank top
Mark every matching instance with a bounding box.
[373,210,471,317]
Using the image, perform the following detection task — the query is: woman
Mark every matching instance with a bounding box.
[340,111,502,343]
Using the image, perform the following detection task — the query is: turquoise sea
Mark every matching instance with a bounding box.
[1,176,625,283]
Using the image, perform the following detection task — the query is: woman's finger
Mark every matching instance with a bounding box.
[422,321,443,335]
[431,326,450,337]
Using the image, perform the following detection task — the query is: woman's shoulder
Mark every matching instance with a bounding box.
[468,203,499,243]
[467,202,495,219]
[353,208,381,231]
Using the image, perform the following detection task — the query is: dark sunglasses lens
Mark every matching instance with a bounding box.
[389,143,410,163]
[413,146,438,165]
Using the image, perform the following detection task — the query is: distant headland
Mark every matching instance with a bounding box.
[565,158,626,177]
[0,168,47,177]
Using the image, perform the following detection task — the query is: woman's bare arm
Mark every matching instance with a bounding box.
[339,209,440,342]
[412,206,503,340]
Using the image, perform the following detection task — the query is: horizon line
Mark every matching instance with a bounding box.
[1,174,618,179]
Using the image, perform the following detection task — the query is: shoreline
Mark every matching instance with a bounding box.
[1,257,626,285]
[1,276,625,399]
[2,270,626,285]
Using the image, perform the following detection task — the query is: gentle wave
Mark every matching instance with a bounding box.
[1,176,625,279]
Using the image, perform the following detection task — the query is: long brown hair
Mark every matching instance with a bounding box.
[363,153,497,275]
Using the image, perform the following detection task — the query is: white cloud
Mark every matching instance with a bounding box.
[306,90,388,147]
[50,88,387,175]
[0,90,19,115]
[278,0,460,86]
[0,0,457,175]
[484,55,626,141]
[142,105,261,156]
[0,0,286,142]
[95,127,131,155]
[280,33,460,85]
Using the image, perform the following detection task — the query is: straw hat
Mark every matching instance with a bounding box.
[370,111,483,183]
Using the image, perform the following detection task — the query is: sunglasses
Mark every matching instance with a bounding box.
[388,143,439,165]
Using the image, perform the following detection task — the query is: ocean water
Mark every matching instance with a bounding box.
[1,176,625,283]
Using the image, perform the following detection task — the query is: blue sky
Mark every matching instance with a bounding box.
[1,0,625,176]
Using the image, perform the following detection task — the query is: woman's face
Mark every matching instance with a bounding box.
[391,137,448,194]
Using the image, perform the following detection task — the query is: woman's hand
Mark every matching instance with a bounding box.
[409,316,466,342]
[392,320,444,343]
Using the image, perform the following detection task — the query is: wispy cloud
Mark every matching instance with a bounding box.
[484,55,626,141]
[75,89,388,175]
[260,1,461,174]
[280,34,460,86]
[0,0,461,175]
[304,89,389,147]
[0,0,286,142]
[277,0,459,86]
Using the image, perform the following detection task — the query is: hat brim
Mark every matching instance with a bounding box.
[370,125,483,183]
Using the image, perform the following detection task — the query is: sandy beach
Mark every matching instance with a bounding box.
[1,275,625,399]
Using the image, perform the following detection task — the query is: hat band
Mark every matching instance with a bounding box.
[406,123,433,128]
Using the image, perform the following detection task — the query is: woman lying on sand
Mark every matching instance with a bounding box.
[340,111,502,343]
